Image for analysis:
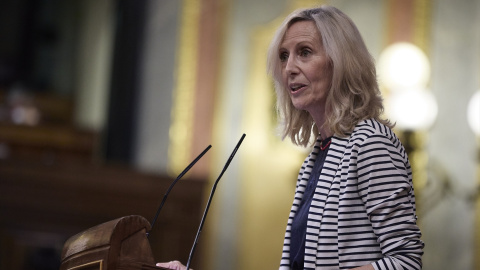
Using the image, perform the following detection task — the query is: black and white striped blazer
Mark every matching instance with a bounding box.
[280,119,424,270]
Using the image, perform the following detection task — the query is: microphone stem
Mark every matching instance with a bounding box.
[148,145,212,238]
[185,134,245,269]
[185,177,219,269]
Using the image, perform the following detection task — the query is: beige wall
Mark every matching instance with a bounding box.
[73,0,114,131]
[422,0,480,269]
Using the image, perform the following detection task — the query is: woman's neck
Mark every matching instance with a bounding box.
[310,108,332,139]
[312,115,332,139]
[318,127,333,139]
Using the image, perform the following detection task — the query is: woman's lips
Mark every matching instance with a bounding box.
[290,83,307,93]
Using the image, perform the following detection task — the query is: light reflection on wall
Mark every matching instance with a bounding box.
[469,89,480,269]
[467,90,480,137]
[379,42,438,131]
[378,42,430,91]
[378,42,437,212]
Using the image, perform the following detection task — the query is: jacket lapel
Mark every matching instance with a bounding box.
[303,135,349,269]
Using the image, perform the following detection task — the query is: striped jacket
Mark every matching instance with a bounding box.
[280,119,424,270]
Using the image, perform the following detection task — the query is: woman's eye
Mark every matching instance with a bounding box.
[300,49,311,57]
[279,52,288,62]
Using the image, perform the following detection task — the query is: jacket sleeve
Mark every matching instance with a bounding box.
[356,133,424,270]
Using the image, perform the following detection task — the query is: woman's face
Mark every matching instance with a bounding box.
[279,20,332,118]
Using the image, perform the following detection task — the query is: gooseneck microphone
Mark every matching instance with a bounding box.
[147,145,212,238]
[185,133,246,269]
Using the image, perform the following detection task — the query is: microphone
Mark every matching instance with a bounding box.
[185,133,246,269]
[147,144,212,238]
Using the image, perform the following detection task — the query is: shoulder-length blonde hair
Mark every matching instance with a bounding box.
[267,6,392,147]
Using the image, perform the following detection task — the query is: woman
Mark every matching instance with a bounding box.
[158,5,424,270]
[267,6,424,270]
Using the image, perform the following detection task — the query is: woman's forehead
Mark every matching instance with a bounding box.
[281,21,321,47]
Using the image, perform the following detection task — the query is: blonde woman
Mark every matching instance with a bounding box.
[267,6,424,270]
[158,5,424,270]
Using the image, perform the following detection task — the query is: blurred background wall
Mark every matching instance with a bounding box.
[0,0,478,269]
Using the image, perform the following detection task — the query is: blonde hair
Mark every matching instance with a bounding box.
[267,6,392,147]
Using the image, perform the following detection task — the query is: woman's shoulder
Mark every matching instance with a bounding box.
[338,119,402,149]
[350,119,397,139]
[330,119,404,154]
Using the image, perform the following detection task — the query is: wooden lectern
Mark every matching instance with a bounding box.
[60,215,166,270]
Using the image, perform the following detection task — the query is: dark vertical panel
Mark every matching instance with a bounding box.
[104,0,147,163]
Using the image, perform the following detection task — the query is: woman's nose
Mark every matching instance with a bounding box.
[285,56,299,74]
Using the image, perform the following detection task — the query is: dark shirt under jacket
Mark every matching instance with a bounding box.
[289,137,331,270]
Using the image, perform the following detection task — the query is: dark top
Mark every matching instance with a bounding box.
[289,137,331,270]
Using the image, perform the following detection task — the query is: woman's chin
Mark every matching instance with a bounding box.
[291,100,311,112]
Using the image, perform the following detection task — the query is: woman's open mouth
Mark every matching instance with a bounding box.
[290,83,307,93]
